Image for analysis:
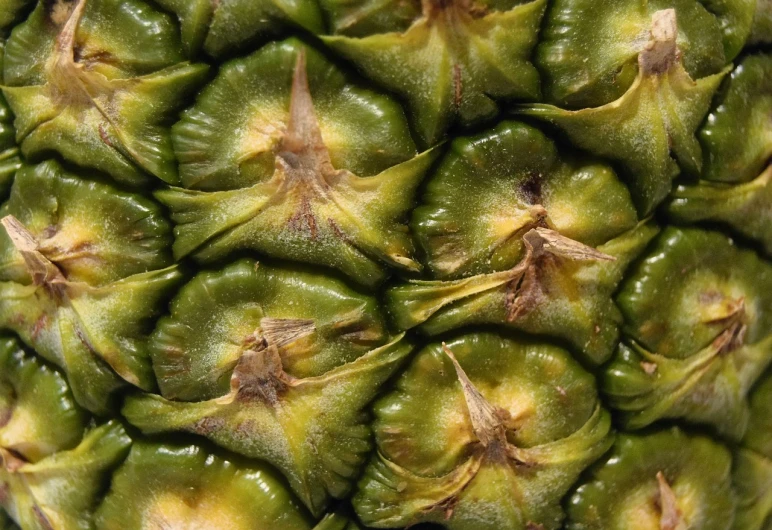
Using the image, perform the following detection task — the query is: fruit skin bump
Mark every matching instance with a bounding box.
[0,0,770,529]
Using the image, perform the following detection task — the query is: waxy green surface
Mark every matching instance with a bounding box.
[96,442,315,530]
[751,0,772,43]
[0,336,87,463]
[155,0,324,57]
[319,0,420,36]
[733,449,772,530]
[606,227,772,439]
[668,165,772,255]
[151,259,387,401]
[536,0,728,108]
[388,220,658,365]
[0,160,181,414]
[522,9,730,215]
[0,421,130,530]
[0,0,768,528]
[124,335,414,516]
[412,121,638,280]
[353,333,613,529]
[0,41,20,201]
[733,370,772,530]
[159,38,434,288]
[324,0,546,146]
[314,511,364,530]
[566,428,735,530]
[2,0,209,186]
[699,53,772,184]
[744,369,772,460]
[0,0,31,30]
[699,0,757,60]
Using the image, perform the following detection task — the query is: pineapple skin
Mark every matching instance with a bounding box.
[0,0,769,529]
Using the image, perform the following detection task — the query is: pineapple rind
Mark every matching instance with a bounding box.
[155,0,325,58]
[1,0,210,186]
[323,0,546,146]
[95,441,316,530]
[744,368,772,460]
[667,165,772,255]
[412,120,639,280]
[0,41,20,202]
[354,333,613,529]
[536,0,727,108]
[123,335,414,516]
[0,160,174,286]
[732,369,772,530]
[698,0,757,61]
[750,0,772,44]
[319,0,420,36]
[0,159,183,413]
[0,0,31,30]
[602,336,772,440]
[0,421,130,530]
[565,427,735,530]
[732,449,772,530]
[0,335,87,462]
[608,227,772,439]
[0,0,767,527]
[150,258,388,401]
[387,220,659,365]
[520,61,730,215]
[170,39,418,191]
[616,227,772,358]
[698,53,772,184]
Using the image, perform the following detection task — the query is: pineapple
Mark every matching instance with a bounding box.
[0,0,769,528]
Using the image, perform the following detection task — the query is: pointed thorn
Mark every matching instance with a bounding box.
[1,215,66,287]
[657,471,685,530]
[532,227,616,262]
[441,343,507,448]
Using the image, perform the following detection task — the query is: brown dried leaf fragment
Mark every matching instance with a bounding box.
[505,227,615,321]
[277,51,341,187]
[441,343,508,448]
[0,216,67,290]
[228,318,316,405]
[656,471,686,530]
[529,228,616,262]
[640,10,679,75]
[441,343,533,465]
[260,318,316,348]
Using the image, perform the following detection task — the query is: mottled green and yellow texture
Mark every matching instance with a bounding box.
[0,0,768,529]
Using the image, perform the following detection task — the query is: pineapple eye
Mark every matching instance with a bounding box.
[388,122,655,365]
[0,160,182,414]
[2,0,209,187]
[607,226,772,441]
[95,442,316,530]
[323,0,546,146]
[566,428,736,530]
[157,39,435,287]
[149,259,388,402]
[0,337,87,462]
[353,332,613,529]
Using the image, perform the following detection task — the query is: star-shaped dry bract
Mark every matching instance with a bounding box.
[123,334,414,516]
[324,0,546,146]
[520,9,730,215]
[158,52,437,288]
[0,161,183,414]
[1,0,209,187]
